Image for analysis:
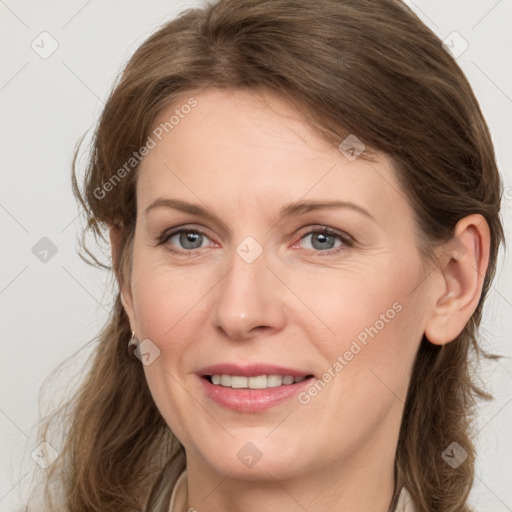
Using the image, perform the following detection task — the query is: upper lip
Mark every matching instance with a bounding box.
[197,363,313,378]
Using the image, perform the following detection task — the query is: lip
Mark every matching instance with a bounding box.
[198,373,315,412]
[197,364,316,413]
[197,363,312,378]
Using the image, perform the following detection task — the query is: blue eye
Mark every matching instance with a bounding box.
[158,228,211,254]
[157,225,353,256]
[297,228,353,255]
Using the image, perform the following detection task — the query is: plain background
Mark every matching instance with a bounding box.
[1,1,511,510]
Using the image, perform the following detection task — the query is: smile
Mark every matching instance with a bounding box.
[206,374,309,389]
[196,363,316,412]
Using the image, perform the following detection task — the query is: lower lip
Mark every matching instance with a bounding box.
[198,375,315,412]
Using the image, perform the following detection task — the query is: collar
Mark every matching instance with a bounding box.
[168,469,188,512]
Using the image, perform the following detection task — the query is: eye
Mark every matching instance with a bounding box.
[156,225,353,256]
[157,227,212,254]
[295,227,353,255]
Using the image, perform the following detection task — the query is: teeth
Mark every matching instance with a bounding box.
[231,376,248,388]
[267,375,283,388]
[248,375,268,389]
[282,375,294,385]
[209,374,308,389]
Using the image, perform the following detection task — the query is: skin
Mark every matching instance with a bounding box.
[111,88,490,512]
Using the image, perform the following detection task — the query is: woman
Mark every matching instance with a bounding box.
[32,0,504,511]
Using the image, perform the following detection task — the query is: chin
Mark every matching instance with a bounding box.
[196,437,312,482]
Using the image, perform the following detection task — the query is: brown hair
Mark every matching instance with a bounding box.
[30,0,505,510]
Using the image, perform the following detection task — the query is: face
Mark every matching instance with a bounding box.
[121,88,436,482]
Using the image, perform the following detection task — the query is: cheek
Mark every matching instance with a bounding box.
[301,255,425,390]
[129,258,208,441]
[130,246,206,341]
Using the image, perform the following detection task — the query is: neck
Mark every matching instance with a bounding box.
[183,431,399,512]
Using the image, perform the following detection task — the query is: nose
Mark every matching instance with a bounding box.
[211,245,287,341]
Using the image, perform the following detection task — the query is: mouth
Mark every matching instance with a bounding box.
[197,367,316,412]
[202,374,315,389]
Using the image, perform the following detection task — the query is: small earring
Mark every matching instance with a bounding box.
[128,330,140,358]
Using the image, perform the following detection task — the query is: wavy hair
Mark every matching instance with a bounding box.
[29,0,505,511]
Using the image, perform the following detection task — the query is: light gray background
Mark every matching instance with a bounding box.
[1,1,511,510]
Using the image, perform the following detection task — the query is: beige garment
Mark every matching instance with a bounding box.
[168,470,416,512]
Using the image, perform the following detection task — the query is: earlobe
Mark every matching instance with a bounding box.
[424,214,490,345]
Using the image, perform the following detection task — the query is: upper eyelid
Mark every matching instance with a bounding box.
[161,225,210,239]
[302,225,353,239]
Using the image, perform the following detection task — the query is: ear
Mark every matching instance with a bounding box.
[109,225,136,329]
[424,214,491,345]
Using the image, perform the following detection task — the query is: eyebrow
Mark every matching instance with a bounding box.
[144,198,375,227]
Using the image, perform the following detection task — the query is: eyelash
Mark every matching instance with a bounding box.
[156,226,354,256]
[294,227,354,255]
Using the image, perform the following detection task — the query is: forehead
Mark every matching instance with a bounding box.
[136,88,410,226]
